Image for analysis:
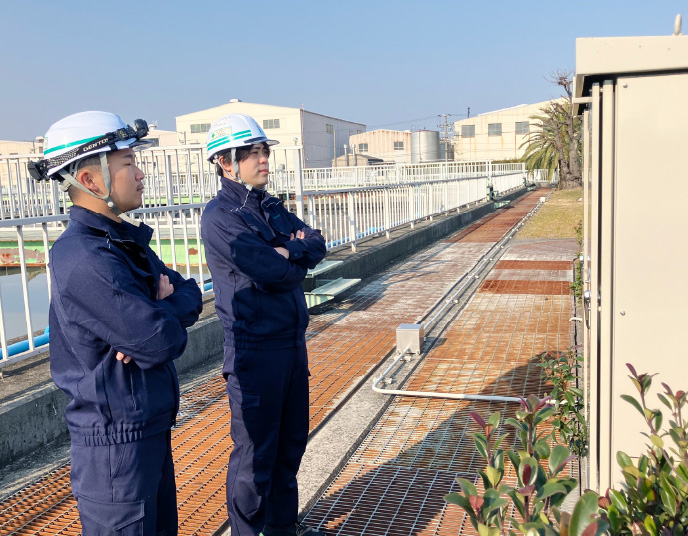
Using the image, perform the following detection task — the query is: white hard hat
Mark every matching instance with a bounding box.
[38,111,150,179]
[28,111,151,227]
[206,114,279,163]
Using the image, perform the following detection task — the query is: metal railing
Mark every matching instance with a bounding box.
[301,161,493,190]
[491,172,526,194]
[0,205,208,366]
[1,150,527,220]
[0,146,533,367]
[304,175,490,249]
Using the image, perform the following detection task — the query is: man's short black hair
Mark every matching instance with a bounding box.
[65,154,103,201]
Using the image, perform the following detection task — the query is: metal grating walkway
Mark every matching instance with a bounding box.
[302,234,578,535]
[0,191,550,535]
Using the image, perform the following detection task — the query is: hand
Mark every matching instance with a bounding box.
[289,230,306,240]
[116,351,132,364]
[157,274,174,300]
[274,246,290,259]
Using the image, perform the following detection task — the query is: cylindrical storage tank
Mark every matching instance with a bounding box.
[411,130,440,163]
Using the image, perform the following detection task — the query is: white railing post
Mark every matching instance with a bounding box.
[307,194,316,229]
[417,184,422,220]
[166,154,175,206]
[41,222,52,302]
[383,188,391,239]
[167,212,177,272]
[16,226,35,352]
[181,208,191,280]
[408,185,415,229]
[192,208,204,293]
[347,191,357,252]
[294,148,305,221]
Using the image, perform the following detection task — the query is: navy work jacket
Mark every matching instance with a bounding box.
[201,178,326,366]
[49,206,202,446]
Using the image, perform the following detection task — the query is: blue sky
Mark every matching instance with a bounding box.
[1,0,685,140]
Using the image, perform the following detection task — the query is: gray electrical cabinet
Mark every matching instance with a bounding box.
[574,29,688,492]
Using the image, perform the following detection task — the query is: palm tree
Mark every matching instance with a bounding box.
[521,72,582,190]
[520,110,562,182]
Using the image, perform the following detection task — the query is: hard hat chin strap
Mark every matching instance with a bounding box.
[219,149,253,191]
[231,148,253,191]
[58,152,141,227]
[231,148,240,180]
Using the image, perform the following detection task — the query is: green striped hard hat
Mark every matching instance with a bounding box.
[39,111,150,179]
[206,114,279,162]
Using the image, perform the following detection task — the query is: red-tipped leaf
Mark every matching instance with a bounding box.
[468,495,484,511]
[470,412,486,429]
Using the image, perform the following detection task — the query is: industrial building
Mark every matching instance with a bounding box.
[145,125,179,147]
[0,140,43,189]
[347,129,412,164]
[452,100,562,161]
[347,129,454,165]
[0,139,43,156]
[175,100,365,169]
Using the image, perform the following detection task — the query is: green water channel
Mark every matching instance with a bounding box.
[0,238,206,267]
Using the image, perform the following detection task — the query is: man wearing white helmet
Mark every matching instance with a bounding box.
[31,111,203,535]
[201,114,327,536]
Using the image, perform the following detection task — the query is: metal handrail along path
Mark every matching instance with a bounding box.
[0,151,535,367]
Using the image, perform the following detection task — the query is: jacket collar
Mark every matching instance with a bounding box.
[219,177,269,206]
[69,205,153,247]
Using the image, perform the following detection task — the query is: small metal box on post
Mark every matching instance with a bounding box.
[396,323,424,356]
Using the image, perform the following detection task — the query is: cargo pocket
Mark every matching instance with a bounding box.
[226,380,260,410]
[77,495,145,533]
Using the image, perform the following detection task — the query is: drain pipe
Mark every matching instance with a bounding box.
[372,197,547,404]
[373,344,521,402]
[1,326,50,360]
[372,345,521,403]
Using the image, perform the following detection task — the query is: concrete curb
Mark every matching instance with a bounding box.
[0,316,225,468]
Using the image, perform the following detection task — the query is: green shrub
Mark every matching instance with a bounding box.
[445,364,688,536]
[596,364,688,535]
[538,349,588,457]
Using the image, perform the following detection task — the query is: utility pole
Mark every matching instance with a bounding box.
[467,107,470,118]
[438,114,450,163]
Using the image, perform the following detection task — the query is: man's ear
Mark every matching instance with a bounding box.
[218,155,232,175]
[75,167,105,196]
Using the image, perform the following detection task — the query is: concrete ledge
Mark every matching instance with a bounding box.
[0,315,225,468]
[0,383,69,469]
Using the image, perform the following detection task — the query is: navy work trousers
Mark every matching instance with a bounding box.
[70,430,177,535]
[225,344,310,535]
